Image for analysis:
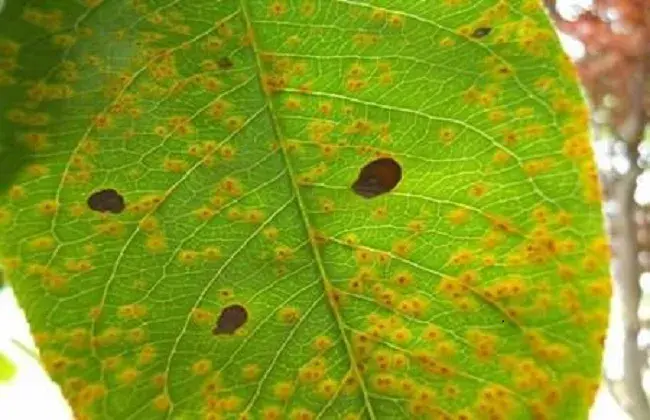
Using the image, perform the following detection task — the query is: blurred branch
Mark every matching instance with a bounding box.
[611,134,650,420]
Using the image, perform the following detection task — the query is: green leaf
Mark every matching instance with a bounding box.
[0,351,17,382]
[0,1,610,419]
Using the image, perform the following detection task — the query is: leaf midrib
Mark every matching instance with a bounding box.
[238,1,377,418]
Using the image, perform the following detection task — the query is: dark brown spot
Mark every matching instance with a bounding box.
[351,157,402,198]
[213,304,247,335]
[471,27,492,38]
[218,57,234,69]
[87,188,125,214]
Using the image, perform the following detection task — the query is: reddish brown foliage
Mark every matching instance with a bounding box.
[547,0,650,137]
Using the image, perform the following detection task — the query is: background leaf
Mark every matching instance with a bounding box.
[0,351,17,383]
[0,1,610,419]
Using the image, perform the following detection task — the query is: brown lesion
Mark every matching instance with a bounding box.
[213,304,248,335]
[351,157,402,199]
[87,188,126,214]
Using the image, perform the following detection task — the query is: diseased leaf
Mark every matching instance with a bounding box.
[0,1,610,419]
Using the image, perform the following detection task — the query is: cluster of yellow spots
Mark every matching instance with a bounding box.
[396,296,429,318]
[352,32,380,49]
[466,329,499,361]
[129,194,164,214]
[55,59,79,83]
[65,381,107,417]
[22,7,64,32]
[138,343,157,365]
[177,249,199,264]
[103,327,138,350]
[95,220,125,238]
[315,378,338,400]
[91,327,127,348]
[447,207,470,226]
[64,259,93,273]
[152,393,170,412]
[298,356,327,384]
[481,276,526,301]
[223,115,244,133]
[273,245,294,262]
[391,270,413,287]
[272,381,294,401]
[0,37,20,86]
[376,61,393,87]
[191,359,213,376]
[0,257,20,278]
[488,60,514,80]
[296,162,327,185]
[351,330,378,360]
[467,182,489,198]
[146,233,167,253]
[219,176,243,197]
[0,38,19,57]
[370,283,398,308]
[474,384,516,420]
[192,308,216,326]
[20,131,49,152]
[118,367,140,385]
[241,363,261,381]
[51,34,77,49]
[447,248,474,266]
[436,275,479,311]
[6,108,50,126]
[354,248,376,265]
[163,157,190,173]
[116,303,148,320]
[148,373,165,390]
[277,306,301,324]
[283,95,302,111]
[439,127,457,145]
[203,395,242,418]
[26,81,75,104]
[37,199,59,216]
[523,158,554,177]
[42,351,73,376]
[462,84,500,108]
[563,133,592,160]
[344,118,375,137]
[25,262,66,291]
[7,186,26,201]
[580,160,602,203]
[148,51,178,81]
[260,53,309,94]
[391,238,414,257]
[311,335,333,353]
[101,355,122,371]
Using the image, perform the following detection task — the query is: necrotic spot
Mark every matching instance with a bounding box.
[471,27,492,38]
[352,157,402,198]
[87,188,125,214]
[213,304,248,335]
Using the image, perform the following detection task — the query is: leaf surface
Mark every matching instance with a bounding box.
[0,1,610,419]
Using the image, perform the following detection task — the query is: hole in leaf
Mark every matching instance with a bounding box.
[87,188,125,214]
[213,304,248,335]
[471,27,492,38]
[351,157,402,199]
[218,57,234,69]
